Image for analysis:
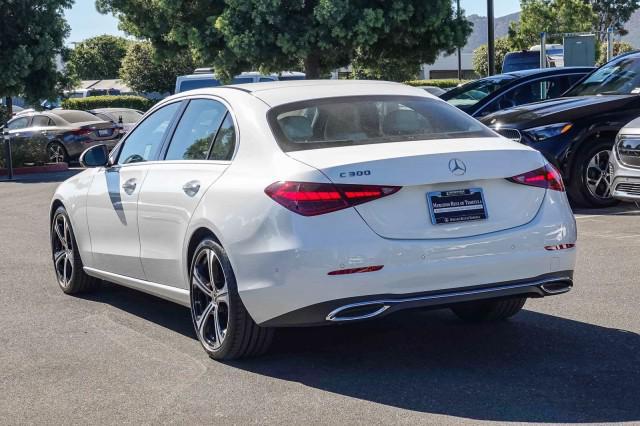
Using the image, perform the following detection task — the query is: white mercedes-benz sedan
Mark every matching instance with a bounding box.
[50,80,577,360]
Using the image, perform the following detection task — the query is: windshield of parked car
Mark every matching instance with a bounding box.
[502,52,542,73]
[440,75,516,111]
[268,95,494,152]
[564,56,640,96]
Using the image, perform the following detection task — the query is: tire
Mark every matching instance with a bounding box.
[51,206,100,294]
[47,141,69,164]
[189,238,274,360]
[568,140,619,208]
[451,296,527,322]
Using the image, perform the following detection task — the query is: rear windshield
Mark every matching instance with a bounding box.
[502,53,540,73]
[268,95,494,152]
[52,110,101,123]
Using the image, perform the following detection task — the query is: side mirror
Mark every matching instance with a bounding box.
[79,144,109,168]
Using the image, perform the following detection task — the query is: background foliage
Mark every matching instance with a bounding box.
[508,0,597,49]
[0,0,73,109]
[472,37,513,76]
[403,79,468,88]
[61,95,155,111]
[119,42,198,94]
[66,35,131,80]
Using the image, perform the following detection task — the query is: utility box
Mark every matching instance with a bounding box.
[564,35,596,67]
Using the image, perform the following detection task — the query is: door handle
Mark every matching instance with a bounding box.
[122,178,137,194]
[182,180,201,197]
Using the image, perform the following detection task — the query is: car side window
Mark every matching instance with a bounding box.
[165,99,227,161]
[32,116,50,127]
[117,102,181,165]
[7,117,29,130]
[209,113,236,161]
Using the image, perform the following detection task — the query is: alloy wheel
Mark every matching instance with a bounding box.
[190,247,230,352]
[48,144,66,163]
[52,213,74,287]
[585,149,613,200]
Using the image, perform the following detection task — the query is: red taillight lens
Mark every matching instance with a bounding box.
[70,128,93,136]
[264,181,401,216]
[508,164,565,191]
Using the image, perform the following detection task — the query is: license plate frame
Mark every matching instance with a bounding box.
[427,188,488,225]
[98,129,112,137]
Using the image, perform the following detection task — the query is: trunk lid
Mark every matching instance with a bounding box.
[287,137,548,239]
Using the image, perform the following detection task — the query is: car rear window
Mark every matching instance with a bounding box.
[267,95,494,152]
[52,110,101,123]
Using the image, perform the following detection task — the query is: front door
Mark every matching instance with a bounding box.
[85,101,183,279]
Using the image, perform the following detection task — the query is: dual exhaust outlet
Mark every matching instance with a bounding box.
[326,277,573,322]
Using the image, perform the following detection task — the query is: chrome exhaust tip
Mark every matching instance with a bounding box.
[540,280,573,295]
[326,302,390,322]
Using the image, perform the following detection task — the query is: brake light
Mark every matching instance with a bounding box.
[265,181,401,216]
[69,128,93,136]
[508,164,565,191]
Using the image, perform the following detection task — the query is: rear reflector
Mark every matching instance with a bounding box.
[328,265,384,275]
[508,164,565,191]
[545,243,575,251]
[265,181,401,216]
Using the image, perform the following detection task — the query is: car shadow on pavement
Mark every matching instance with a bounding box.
[230,308,640,423]
[79,284,639,423]
[78,281,196,339]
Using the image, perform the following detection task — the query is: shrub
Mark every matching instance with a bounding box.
[0,137,50,168]
[61,95,156,112]
[0,104,9,126]
[403,79,470,89]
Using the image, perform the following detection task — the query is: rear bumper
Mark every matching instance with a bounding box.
[262,271,573,327]
[233,188,577,326]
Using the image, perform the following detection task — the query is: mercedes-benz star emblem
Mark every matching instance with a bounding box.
[448,158,467,176]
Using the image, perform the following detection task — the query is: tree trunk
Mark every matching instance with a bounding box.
[304,54,321,79]
[4,96,12,120]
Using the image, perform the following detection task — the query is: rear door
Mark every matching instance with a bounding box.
[138,98,236,288]
[86,101,182,279]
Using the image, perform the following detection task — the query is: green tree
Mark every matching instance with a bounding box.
[0,0,73,115]
[596,40,635,64]
[96,0,225,65]
[472,37,513,76]
[119,42,197,94]
[586,0,640,40]
[67,35,131,80]
[214,0,472,80]
[509,0,598,50]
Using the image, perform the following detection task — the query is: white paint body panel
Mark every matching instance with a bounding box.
[51,81,577,326]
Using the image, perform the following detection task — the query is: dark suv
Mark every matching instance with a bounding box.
[481,51,640,207]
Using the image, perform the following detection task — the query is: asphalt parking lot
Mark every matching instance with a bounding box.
[1,172,639,424]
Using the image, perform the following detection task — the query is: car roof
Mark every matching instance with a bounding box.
[503,67,594,78]
[168,80,430,107]
[89,108,139,113]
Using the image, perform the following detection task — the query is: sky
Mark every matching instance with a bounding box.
[64,0,522,44]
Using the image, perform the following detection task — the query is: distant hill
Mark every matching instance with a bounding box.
[463,12,521,53]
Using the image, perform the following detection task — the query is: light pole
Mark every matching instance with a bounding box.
[457,0,462,80]
[487,0,495,76]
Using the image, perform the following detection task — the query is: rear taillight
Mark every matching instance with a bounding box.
[70,128,93,136]
[265,181,401,216]
[508,164,565,191]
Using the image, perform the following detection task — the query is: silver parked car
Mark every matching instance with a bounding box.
[612,117,640,202]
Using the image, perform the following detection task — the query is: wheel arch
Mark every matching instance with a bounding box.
[565,129,618,180]
[186,227,222,275]
[50,198,65,223]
